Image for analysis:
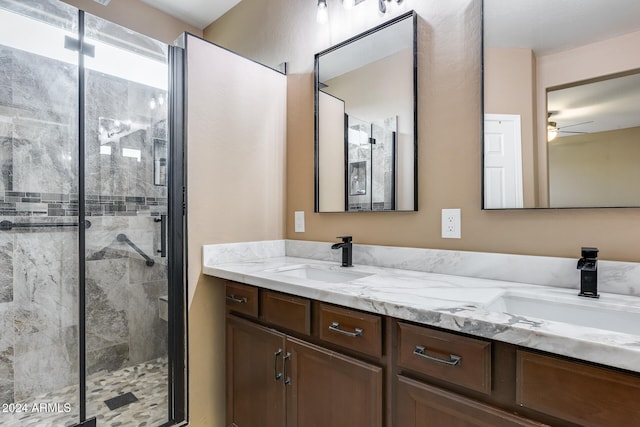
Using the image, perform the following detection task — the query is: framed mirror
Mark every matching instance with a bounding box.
[314,11,417,212]
[483,0,640,209]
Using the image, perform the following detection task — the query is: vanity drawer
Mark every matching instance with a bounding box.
[260,290,311,335]
[317,303,382,358]
[516,351,640,426]
[397,322,492,394]
[224,281,259,317]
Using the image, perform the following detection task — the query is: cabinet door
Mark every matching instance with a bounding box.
[516,350,640,426]
[397,375,545,427]
[226,315,286,427]
[285,337,383,427]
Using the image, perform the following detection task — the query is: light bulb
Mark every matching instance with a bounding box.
[378,0,387,15]
[387,0,397,12]
[317,0,328,24]
[343,0,355,10]
[547,123,558,141]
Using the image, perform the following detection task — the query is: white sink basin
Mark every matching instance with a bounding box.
[270,265,372,283]
[483,291,640,336]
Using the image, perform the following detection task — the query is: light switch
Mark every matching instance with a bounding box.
[294,211,305,233]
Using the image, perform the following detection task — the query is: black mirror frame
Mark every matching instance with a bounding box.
[313,10,418,213]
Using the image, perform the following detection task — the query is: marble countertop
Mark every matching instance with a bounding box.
[204,255,640,374]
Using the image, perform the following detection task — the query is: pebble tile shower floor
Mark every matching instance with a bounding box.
[2,357,168,427]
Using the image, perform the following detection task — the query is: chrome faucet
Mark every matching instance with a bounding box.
[331,236,353,267]
[577,247,599,298]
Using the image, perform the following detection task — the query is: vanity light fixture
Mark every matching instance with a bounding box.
[149,94,165,110]
[317,0,328,24]
[379,0,404,15]
[317,0,402,23]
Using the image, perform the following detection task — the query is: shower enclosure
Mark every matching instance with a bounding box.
[0,1,186,426]
[346,115,397,211]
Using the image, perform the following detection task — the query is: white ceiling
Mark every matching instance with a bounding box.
[484,0,640,56]
[138,0,242,30]
[548,73,640,137]
[319,16,413,83]
[485,0,640,137]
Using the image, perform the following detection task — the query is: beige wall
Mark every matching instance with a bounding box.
[549,127,640,207]
[484,47,538,207]
[324,48,415,210]
[205,0,640,261]
[61,0,202,43]
[318,91,346,211]
[185,35,287,426]
[324,49,413,133]
[486,31,640,209]
[535,29,640,205]
[196,1,640,426]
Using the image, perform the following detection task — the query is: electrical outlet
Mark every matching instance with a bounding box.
[441,208,461,239]
[294,211,305,233]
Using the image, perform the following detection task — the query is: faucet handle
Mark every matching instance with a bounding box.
[581,247,599,259]
[337,236,352,243]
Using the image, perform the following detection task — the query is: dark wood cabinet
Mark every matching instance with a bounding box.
[516,351,640,427]
[317,302,383,358]
[225,281,259,317]
[226,286,383,427]
[261,290,311,335]
[226,315,286,427]
[286,337,383,427]
[397,375,545,427]
[397,321,492,395]
[224,280,640,427]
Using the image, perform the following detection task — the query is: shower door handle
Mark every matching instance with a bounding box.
[155,215,167,258]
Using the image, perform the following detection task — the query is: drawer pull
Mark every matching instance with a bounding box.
[274,349,283,381]
[414,345,461,366]
[226,294,247,304]
[283,352,292,385]
[329,322,363,337]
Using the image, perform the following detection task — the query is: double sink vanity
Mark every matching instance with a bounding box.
[205,0,640,424]
[204,240,640,427]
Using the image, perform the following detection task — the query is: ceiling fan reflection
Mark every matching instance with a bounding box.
[547,112,594,141]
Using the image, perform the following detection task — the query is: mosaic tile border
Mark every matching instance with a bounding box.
[0,191,167,217]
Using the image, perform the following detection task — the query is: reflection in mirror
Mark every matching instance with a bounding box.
[483,0,640,209]
[315,11,417,212]
[154,138,167,186]
[547,72,640,207]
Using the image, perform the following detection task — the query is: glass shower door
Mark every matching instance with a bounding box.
[0,2,184,425]
[82,13,170,426]
[347,115,372,211]
[0,1,80,426]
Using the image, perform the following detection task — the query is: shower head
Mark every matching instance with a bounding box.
[92,0,111,5]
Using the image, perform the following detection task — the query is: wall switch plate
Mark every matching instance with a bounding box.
[441,208,461,239]
[294,211,305,233]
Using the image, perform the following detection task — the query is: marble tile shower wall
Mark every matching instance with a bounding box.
[0,45,168,217]
[0,217,168,404]
[0,45,168,403]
